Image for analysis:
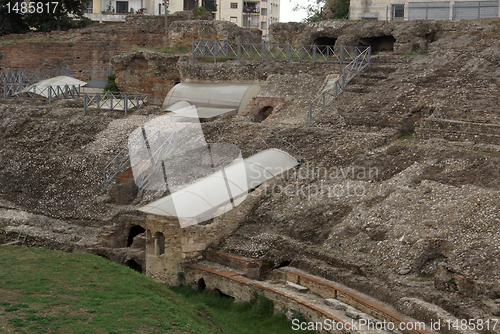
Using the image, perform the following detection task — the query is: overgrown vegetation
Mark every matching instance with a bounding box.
[0,246,313,333]
[0,246,222,333]
[171,287,315,334]
[0,0,93,35]
[192,5,208,19]
[103,74,120,93]
[398,130,414,140]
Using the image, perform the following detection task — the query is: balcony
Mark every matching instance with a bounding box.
[243,2,259,13]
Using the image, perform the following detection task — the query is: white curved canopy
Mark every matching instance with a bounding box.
[21,76,87,98]
[162,82,261,118]
[138,148,298,227]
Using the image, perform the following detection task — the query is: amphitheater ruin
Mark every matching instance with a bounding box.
[1,14,500,333]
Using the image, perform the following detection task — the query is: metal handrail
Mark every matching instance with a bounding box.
[192,40,366,64]
[3,83,81,103]
[83,92,150,115]
[103,148,130,188]
[307,46,371,126]
[135,132,176,191]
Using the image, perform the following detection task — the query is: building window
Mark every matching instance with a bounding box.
[116,1,128,13]
[261,8,267,15]
[84,1,93,13]
[392,4,404,19]
[230,2,237,8]
[230,16,237,23]
[184,0,197,10]
[261,22,267,30]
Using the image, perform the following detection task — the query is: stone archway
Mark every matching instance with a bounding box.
[241,97,286,122]
[127,225,145,247]
[125,259,143,273]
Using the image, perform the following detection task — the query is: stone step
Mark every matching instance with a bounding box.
[286,281,309,292]
[326,299,369,321]
[325,298,349,310]
[281,267,434,334]
[205,249,266,280]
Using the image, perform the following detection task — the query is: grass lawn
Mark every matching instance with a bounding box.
[0,246,313,334]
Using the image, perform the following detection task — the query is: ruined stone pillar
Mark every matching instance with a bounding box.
[154,235,161,256]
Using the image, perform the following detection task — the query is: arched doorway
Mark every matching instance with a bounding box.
[359,36,396,53]
[125,259,143,273]
[254,106,274,123]
[127,225,145,247]
[197,278,206,291]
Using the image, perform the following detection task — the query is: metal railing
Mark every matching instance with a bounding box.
[102,131,176,190]
[0,66,72,85]
[307,46,371,126]
[83,91,150,116]
[192,40,364,64]
[135,132,176,192]
[3,83,81,104]
[103,148,130,189]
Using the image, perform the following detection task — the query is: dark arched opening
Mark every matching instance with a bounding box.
[359,36,396,53]
[214,289,235,300]
[274,260,291,269]
[253,106,273,123]
[314,37,337,55]
[127,225,145,247]
[125,259,142,273]
[197,278,206,291]
[314,37,337,47]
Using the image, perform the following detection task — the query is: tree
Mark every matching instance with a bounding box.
[1,0,92,34]
[293,0,350,22]
[0,0,30,36]
[24,0,91,31]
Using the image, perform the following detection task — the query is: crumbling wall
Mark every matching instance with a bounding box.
[167,20,262,49]
[270,20,442,53]
[0,14,187,81]
[111,51,181,105]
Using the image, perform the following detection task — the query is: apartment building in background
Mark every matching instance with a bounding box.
[349,0,499,21]
[84,0,280,40]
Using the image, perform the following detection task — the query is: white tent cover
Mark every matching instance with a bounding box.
[162,83,261,118]
[21,76,87,98]
[138,148,299,227]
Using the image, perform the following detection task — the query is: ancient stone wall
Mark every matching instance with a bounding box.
[0,14,186,82]
[143,183,267,285]
[111,51,181,105]
[270,20,443,53]
[167,21,262,49]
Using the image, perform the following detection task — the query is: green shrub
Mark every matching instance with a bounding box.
[103,74,119,93]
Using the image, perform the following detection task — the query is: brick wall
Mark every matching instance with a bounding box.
[111,51,181,105]
[0,14,187,82]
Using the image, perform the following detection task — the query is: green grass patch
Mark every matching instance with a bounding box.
[0,245,222,334]
[398,130,414,140]
[171,286,315,334]
[0,246,311,334]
